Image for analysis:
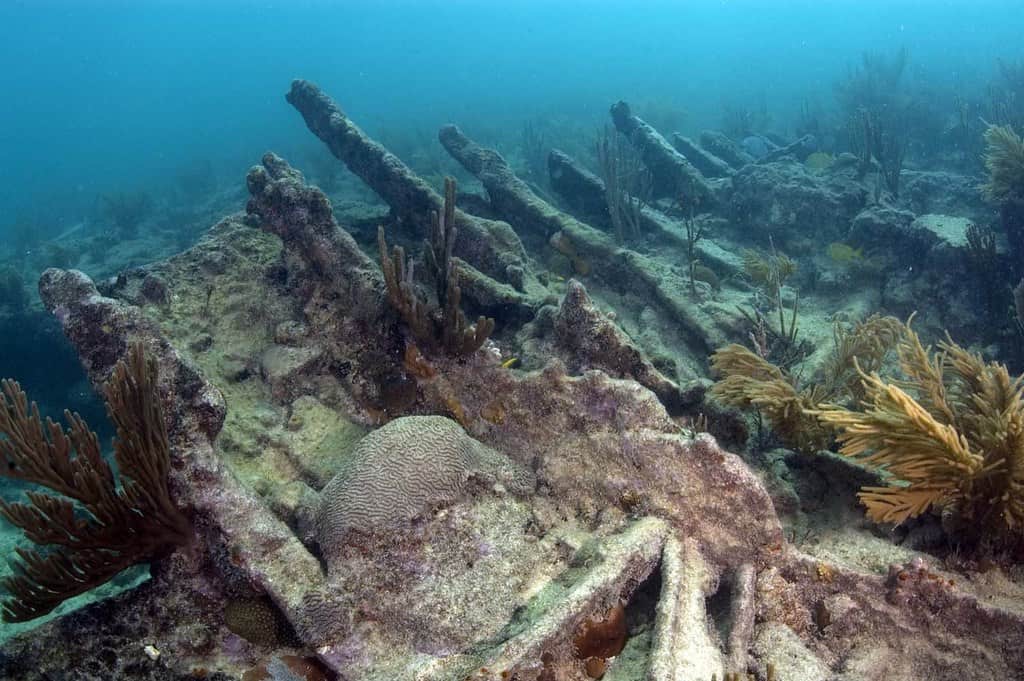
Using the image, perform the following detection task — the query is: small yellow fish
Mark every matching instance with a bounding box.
[827,242,863,263]
[549,231,591,275]
[501,357,520,369]
[805,151,835,172]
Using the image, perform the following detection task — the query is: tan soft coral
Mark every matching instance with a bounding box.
[982,124,1024,203]
[709,314,902,454]
[709,343,829,454]
[815,323,1024,540]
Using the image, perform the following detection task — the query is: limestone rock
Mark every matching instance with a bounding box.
[902,170,990,223]
[846,204,919,252]
[283,395,367,488]
[259,343,325,400]
[910,213,975,248]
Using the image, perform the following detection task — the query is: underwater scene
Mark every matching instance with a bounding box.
[3,0,1024,678]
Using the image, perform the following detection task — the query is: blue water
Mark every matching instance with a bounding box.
[0,0,1019,223]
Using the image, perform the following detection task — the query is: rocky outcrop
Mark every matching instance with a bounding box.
[753,551,1024,680]
[730,158,868,246]
[846,204,920,254]
[553,279,702,411]
[246,151,384,311]
[902,170,991,224]
[33,267,332,666]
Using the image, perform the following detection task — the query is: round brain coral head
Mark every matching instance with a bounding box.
[314,415,534,568]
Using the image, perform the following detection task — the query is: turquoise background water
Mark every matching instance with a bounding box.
[1,0,1019,227]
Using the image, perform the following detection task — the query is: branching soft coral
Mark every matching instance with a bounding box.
[819,313,904,402]
[709,344,829,453]
[981,124,1024,203]
[738,248,803,368]
[378,177,495,356]
[815,323,1024,539]
[0,343,190,621]
[709,314,902,453]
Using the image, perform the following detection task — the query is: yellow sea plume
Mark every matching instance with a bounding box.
[709,343,830,453]
[741,248,796,290]
[709,314,902,454]
[815,323,1024,536]
[981,124,1024,203]
[819,313,903,402]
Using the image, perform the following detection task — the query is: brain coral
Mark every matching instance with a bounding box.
[315,415,534,562]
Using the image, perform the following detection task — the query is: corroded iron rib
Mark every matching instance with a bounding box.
[609,101,716,206]
[647,537,725,680]
[440,123,739,355]
[417,517,669,680]
[36,268,332,647]
[285,79,539,312]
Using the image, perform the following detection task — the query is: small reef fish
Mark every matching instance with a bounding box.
[827,242,863,262]
[549,231,591,275]
[501,357,520,369]
[804,151,835,171]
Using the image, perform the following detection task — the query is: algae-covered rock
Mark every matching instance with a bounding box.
[283,395,367,488]
[259,343,325,400]
[752,622,830,681]
[902,170,990,223]
[553,279,702,412]
[910,213,975,247]
[847,204,918,247]
[730,159,868,246]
